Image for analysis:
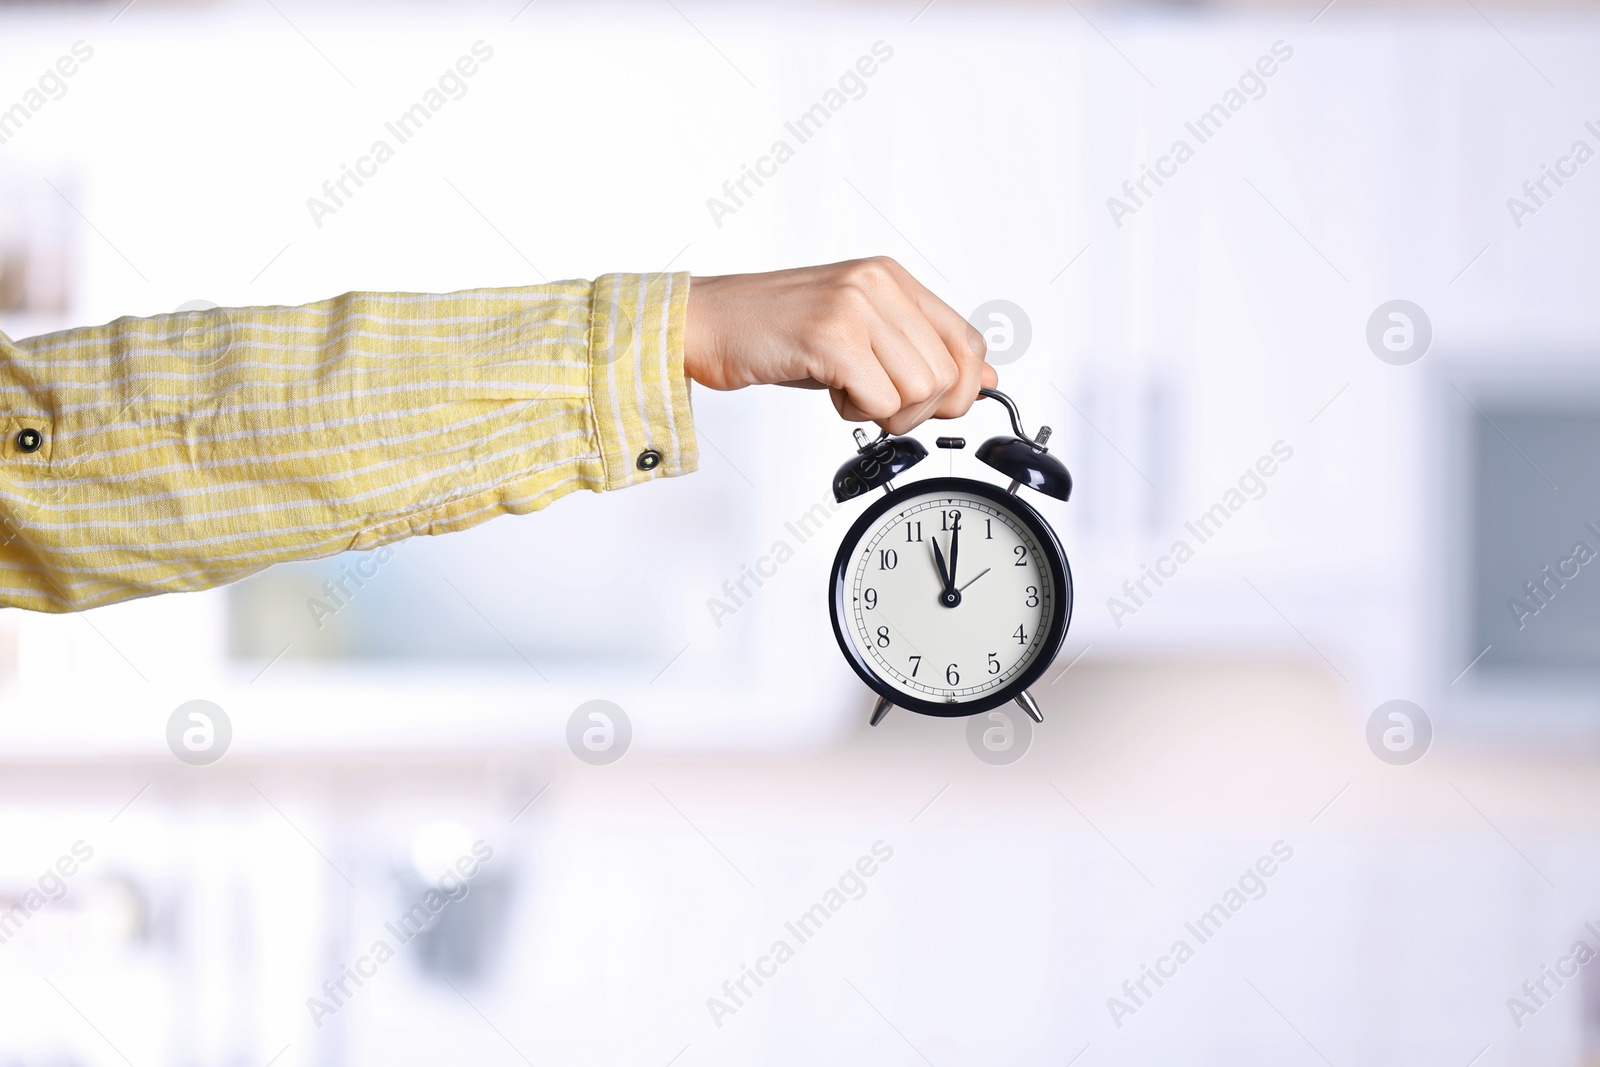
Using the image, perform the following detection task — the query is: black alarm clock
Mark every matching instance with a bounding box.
[828,388,1073,727]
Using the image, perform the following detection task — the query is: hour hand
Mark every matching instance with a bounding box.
[931,537,952,591]
[931,538,960,608]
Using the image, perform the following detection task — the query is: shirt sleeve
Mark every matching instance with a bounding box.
[0,271,697,613]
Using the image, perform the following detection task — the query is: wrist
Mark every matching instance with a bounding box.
[684,275,720,388]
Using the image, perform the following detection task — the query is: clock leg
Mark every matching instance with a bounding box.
[870,695,894,726]
[1014,689,1044,724]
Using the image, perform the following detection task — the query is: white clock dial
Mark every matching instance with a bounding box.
[843,489,1055,704]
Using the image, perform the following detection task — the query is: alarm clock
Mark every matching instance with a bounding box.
[828,388,1074,727]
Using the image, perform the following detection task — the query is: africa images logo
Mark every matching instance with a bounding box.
[1106,841,1294,1028]
[705,841,894,1029]
[1105,41,1294,228]
[705,41,894,228]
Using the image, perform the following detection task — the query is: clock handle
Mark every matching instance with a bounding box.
[979,387,1038,444]
[976,388,1072,501]
[869,695,894,727]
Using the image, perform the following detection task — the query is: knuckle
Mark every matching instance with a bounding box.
[868,255,902,275]
[908,364,940,403]
[863,390,901,419]
[903,364,940,402]
[825,285,873,324]
[846,257,895,289]
[939,391,976,417]
[814,301,867,347]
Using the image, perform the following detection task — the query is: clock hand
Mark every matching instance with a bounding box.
[930,538,961,608]
[949,519,959,589]
[956,567,991,592]
[930,537,951,591]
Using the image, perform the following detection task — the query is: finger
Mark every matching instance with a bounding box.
[898,294,984,421]
[867,317,948,434]
[928,313,988,421]
[873,281,965,422]
[880,259,986,363]
[809,318,901,421]
[932,341,988,420]
[877,260,988,417]
[831,388,879,423]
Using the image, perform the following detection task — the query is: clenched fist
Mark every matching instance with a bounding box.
[684,257,997,435]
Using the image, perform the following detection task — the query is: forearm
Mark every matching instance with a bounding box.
[0,272,695,612]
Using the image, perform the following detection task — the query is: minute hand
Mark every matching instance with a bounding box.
[948,520,959,589]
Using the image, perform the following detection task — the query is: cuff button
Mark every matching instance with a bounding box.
[15,428,42,454]
[636,449,662,471]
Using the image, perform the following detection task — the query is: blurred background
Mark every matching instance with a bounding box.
[2,0,1599,1062]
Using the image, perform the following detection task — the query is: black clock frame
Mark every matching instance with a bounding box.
[828,476,1073,718]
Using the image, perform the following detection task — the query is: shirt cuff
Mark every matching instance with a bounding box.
[586,272,698,489]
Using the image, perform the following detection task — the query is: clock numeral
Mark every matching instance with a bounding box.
[987,652,1000,674]
[1014,545,1028,566]
[904,521,923,543]
[1024,585,1039,607]
[1014,625,1028,645]
[878,549,898,570]
[984,518,993,540]
[876,626,891,648]
[940,509,962,532]
[945,663,960,686]
[863,588,878,610]
[909,655,921,677]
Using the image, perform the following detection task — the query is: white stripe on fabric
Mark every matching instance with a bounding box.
[601,281,627,479]
[49,382,581,445]
[630,276,651,483]
[15,323,592,361]
[39,376,576,419]
[0,353,587,397]
[16,332,586,381]
[40,396,576,467]
[658,272,682,468]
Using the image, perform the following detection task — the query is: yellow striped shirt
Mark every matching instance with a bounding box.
[0,272,696,613]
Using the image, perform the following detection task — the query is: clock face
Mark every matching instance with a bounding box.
[829,478,1071,716]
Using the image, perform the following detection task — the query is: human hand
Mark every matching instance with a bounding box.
[683,257,997,435]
